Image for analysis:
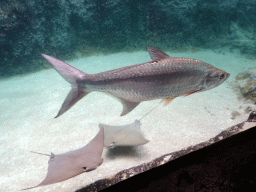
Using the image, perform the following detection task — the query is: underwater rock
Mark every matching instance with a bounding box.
[231,111,241,120]
[236,71,251,80]
[241,80,256,95]
[247,111,256,122]
[245,106,253,114]
[232,67,256,104]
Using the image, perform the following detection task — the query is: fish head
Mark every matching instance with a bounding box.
[201,68,230,91]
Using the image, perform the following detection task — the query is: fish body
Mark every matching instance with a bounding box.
[41,47,230,118]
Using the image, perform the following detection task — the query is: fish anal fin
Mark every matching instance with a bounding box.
[163,97,175,106]
[147,47,171,61]
[120,100,140,116]
[55,87,88,118]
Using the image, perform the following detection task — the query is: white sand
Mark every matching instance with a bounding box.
[0,49,255,192]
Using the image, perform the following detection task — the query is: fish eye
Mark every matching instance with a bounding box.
[220,74,225,79]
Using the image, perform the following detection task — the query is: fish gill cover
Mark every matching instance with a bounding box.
[1,0,256,78]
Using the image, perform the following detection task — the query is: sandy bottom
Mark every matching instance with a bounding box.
[0,49,255,192]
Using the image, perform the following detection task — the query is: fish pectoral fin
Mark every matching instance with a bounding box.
[183,89,201,96]
[55,87,88,118]
[162,97,175,106]
[120,100,140,116]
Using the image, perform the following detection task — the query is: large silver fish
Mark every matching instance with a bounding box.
[41,47,230,118]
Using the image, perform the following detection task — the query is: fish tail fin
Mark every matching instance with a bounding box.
[41,54,89,118]
[55,86,88,118]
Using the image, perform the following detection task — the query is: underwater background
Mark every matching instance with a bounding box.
[1,0,256,191]
[1,0,256,78]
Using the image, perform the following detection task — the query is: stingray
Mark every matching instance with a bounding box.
[100,120,149,148]
[100,102,163,148]
[22,128,104,190]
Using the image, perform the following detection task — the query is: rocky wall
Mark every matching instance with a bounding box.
[1,0,256,78]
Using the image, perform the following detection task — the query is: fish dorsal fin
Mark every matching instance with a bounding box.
[147,47,171,61]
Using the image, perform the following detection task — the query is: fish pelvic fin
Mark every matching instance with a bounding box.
[119,99,140,116]
[183,89,202,97]
[162,97,175,106]
[55,87,88,118]
[41,54,89,118]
